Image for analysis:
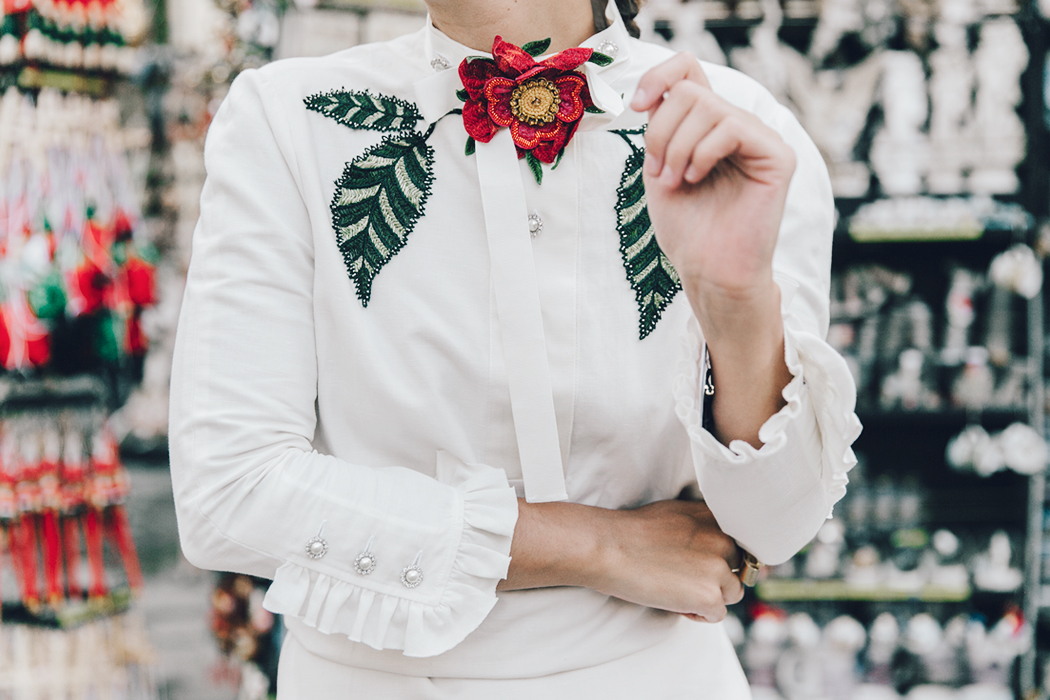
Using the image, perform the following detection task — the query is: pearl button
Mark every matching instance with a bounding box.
[528,212,543,239]
[597,40,619,59]
[305,536,328,560]
[354,551,377,575]
[401,565,424,588]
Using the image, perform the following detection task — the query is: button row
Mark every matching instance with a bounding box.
[305,532,424,589]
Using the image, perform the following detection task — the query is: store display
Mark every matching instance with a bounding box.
[0,87,155,376]
[829,255,1035,413]
[0,0,147,73]
[0,611,156,697]
[736,607,1029,698]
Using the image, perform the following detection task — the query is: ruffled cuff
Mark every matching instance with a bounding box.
[262,452,518,658]
[672,278,862,559]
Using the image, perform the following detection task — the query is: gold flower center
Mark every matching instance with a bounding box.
[509,78,561,126]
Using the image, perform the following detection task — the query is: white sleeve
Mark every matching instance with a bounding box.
[168,69,518,658]
[672,97,862,566]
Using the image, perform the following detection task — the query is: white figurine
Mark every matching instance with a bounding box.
[972,531,1023,592]
[969,19,1028,195]
[870,51,930,196]
[927,22,976,194]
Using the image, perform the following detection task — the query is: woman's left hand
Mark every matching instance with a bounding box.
[630,53,795,318]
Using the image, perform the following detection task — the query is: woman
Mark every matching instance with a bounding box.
[169,0,861,696]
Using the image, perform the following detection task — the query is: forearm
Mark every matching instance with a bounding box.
[686,276,792,449]
[498,497,744,620]
[497,498,612,591]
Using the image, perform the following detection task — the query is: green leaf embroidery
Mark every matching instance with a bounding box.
[331,132,435,305]
[613,134,681,339]
[585,105,605,114]
[522,38,552,57]
[456,88,469,102]
[465,136,476,156]
[588,52,614,66]
[525,151,543,185]
[305,89,423,132]
[552,148,564,170]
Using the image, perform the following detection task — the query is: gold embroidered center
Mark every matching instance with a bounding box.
[510,78,561,125]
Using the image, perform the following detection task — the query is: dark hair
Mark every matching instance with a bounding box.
[592,0,643,38]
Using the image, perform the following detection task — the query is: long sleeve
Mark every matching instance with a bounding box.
[168,69,518,658]
[672,86,862,566]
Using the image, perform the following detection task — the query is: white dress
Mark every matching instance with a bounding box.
[167,2,862,696]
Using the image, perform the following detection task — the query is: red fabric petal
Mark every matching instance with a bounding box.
[491,35,537,77]
[531,122,573,163]
[509,119,564,153]
[539,47,593,72]
[483,77,517,127]
[459,58,499,100]
[463,99,498,142]
[554,74,587,122]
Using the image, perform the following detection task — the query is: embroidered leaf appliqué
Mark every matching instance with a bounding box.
[305,90,423,132]
[615,138,681,339]
[331,132,435,305]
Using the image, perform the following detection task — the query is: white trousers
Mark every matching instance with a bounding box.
[277,616,752,699]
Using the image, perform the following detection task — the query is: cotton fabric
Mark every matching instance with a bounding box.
[168,2,861,696]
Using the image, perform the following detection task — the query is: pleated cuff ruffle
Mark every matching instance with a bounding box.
[672,281,862,513]
[262,454,518,658]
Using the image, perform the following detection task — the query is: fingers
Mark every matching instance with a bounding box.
[630,52,710,113]
[634,54,796,191]
[643,84,722,185]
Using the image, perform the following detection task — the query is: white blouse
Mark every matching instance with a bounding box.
[168,1,861,682]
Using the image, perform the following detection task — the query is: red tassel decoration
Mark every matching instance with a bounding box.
[16,516,39,608]
[41,511,63,606]
[83,508,107,599]
[107,507,142,592]
[63,516,83,600]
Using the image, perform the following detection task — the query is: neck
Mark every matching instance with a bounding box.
[425,0,597,54]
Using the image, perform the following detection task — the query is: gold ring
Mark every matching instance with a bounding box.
[738,550,763,587]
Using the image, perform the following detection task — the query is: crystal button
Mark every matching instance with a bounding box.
[401,564,424,588]
[528,212,543,239]
[305,536,328,560]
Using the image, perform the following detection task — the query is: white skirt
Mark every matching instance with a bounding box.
[277,616,752,699]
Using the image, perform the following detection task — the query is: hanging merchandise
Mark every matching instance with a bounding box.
[0,86,157,376]
[0,612,156,697]
[0,405,144,615]
[0,0,148,73]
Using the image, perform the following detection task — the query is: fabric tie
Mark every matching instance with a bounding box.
[475,129,567,502]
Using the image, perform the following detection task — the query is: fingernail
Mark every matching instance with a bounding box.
[685,165,700,182]
[631,87,647,109]
[659,164,676,186]
[644,152,662,176]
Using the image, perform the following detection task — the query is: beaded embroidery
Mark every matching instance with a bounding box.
[306,88,439,305]
[613,128,681,339]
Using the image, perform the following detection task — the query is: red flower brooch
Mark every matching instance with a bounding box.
[458,36,612,184]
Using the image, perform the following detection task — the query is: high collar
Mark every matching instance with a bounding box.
[413,0,633,126]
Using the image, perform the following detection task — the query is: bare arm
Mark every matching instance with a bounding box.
[498,498,745,623]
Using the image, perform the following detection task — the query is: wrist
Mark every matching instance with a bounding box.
[684,275,782,348]
[501,499,622,591]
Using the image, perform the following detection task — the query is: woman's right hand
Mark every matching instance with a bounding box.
[500,498,744,623]
[594,499,744,622]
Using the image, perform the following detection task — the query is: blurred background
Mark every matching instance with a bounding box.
[0,0,1048,698]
